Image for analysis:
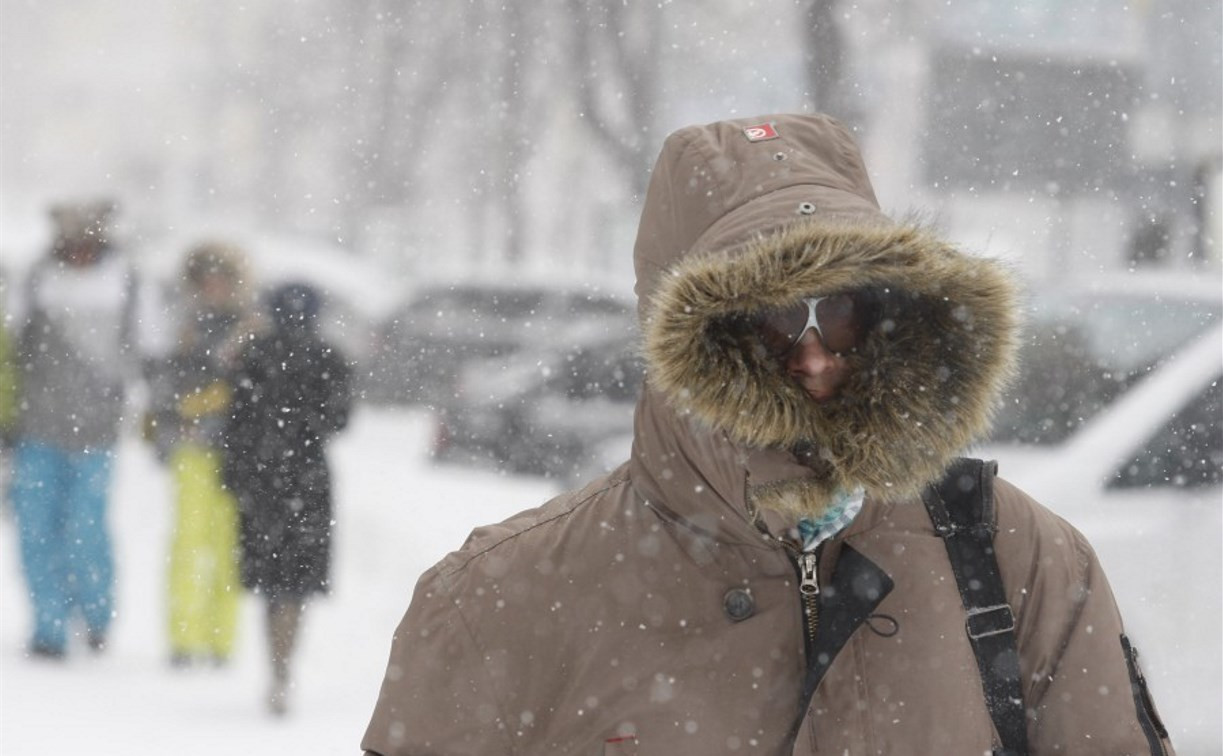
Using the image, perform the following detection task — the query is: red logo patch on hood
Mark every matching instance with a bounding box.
[743,123,779,142]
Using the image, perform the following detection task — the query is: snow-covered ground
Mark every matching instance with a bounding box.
[0,407,559,754]
[2,406,1220,753]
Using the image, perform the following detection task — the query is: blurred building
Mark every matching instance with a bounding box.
[1,1,1217,284]
[857,0,1221,280]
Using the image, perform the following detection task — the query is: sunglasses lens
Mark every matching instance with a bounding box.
[749,290,879,358]
[814,293,867,354]
[755,302,811,357]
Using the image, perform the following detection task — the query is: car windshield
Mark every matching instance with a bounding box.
[543,342,642,401]
[417,289,545,319]
[989,293,1221,445]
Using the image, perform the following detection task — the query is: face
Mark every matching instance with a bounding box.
[747,289,881,403]
[198,271,238,309]
[60,238,101,267]
[784,327,853,402]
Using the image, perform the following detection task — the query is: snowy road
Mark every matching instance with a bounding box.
[0,407,559,755]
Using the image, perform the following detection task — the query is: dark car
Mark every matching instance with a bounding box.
[431,327,643,482]
[363,279,633,406]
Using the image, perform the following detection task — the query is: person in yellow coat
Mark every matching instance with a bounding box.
[146,243,259,667]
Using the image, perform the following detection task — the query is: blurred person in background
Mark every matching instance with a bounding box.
[144,242,258,668]
[224,282,352,716]
[361,115,1173,755]
[8,199,136,659]
[0,268,20,510]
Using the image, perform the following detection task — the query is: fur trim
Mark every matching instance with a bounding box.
[643,217,1019,511]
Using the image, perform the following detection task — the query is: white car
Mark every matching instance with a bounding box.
[976,275,1221,752]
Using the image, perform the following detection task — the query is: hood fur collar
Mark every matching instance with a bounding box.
[631,114,1020,519]
[641,217,1019,517]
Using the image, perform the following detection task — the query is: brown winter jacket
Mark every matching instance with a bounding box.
[362,114,1173,755]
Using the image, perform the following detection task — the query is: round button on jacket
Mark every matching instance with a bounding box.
[723,588,756,622]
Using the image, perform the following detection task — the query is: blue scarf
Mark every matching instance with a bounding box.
[796,487,865,552]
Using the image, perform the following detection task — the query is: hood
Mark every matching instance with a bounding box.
[630,113,1019,526]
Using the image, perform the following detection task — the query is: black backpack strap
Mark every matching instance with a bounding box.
[922,457,1028,756]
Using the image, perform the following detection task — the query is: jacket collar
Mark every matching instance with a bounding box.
[628,388,900,547]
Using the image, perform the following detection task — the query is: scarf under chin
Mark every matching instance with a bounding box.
[796,486,865,550]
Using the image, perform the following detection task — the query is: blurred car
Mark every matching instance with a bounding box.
[431,326,643,482]
[365,278,634,406]
[975,272,1221,751]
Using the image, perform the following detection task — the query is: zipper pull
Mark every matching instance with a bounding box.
[799,552,819,597]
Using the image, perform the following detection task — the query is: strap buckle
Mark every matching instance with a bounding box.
[965,604,1015,640]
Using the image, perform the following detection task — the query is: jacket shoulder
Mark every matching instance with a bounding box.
[991,475,1101,592]
[992,476,1094,556]
[990,477,1172,752]
[433,464,634,582]
[362,466,638,754]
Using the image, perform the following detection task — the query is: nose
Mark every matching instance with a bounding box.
[786,328,839,375]
[785,328,851,401]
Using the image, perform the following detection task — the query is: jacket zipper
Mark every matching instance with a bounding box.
[782,543,824,747]
[784,543,821,663]
[798,549,820,653]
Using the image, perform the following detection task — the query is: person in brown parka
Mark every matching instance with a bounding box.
[362,114,1174,755]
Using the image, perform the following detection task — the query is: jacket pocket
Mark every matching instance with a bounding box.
[603,735,639,756]
[1120,634,1169,753]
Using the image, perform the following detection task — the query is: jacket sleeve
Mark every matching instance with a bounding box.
[994,479,1175,755]
[319,347,352,437]
[0,321,18,442]
[140,355,183,461]
[361,565,517,756]
[221,344,260,498]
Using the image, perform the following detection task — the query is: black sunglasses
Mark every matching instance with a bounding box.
[750,289,882,358]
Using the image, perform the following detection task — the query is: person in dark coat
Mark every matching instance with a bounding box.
[223,281,352,715]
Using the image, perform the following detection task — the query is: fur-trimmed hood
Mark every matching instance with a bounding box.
[629,114,1019,526]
